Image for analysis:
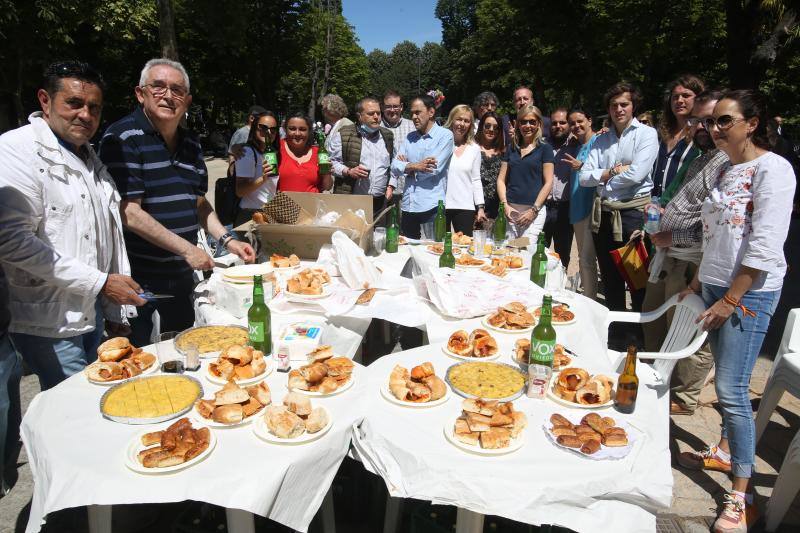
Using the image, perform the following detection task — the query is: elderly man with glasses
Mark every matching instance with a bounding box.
[99,58,255,346]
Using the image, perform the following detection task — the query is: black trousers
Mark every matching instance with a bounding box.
[129,275,196,346]
[371,195,388,227]
[542,201,572,268]
[446,208,475,236]
[400,207,437,239]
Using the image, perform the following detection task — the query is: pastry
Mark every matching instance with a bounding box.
[195,399,215,419]
[288,370,310,391]
[447,330,473,356]
[270,253,300,268]
[557,368,590,391]
[283,391,312,416]
[465,412,493,432]
[454,430,480,447]
[551,426,577,438]
[141,430,164,447]
[86,362,124,382]
[462,398,498,416]
[514,339,530,364]
[469,329,491,344]
[313,376,341,394]
[406,382,432,402]
[137,418,210,468]
[410,362,435,381]
[97,337,132,362]
[580,439,602,455]
[556,435,583,448]
[422,375,447,401]
[508,411,527,438]
[214,382,250,405]
[357,288,377,305]
[300,362,328,383]
[325,357,354,378]
[480,427,511,449]
[247,382,272,406]
[266,408,305,439]
[575,381,610,405]
[212,404,244,424]
[305,407,329,434]
[550,413,573,428]
[242,397,263,417]
[473,335,498,358]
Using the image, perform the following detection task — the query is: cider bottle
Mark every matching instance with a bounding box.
[614,345,639,413]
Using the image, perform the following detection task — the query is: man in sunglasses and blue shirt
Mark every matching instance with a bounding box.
[99,58,255,346]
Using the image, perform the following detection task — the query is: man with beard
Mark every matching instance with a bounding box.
[542,108,577,268]
[641,90,728,415]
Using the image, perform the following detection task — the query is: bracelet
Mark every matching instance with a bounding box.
[531,205,540,214]
[722,293,756,317]
[219,232,235,249]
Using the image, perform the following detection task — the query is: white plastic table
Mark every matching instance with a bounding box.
[20,344,366,533]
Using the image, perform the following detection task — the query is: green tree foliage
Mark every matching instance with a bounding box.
[367,40,451,107]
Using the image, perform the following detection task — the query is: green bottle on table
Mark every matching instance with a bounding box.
[439,232,456,268]
[248,275,271,355]
[434,200,446,242]
[527,294,556,398]
[385,205,400,253]
[530,233,548,287]
[494,202,507,246]
[315,129,331,175]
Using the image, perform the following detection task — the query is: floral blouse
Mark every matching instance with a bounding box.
[480,152,502,217]
[699,151,795,291]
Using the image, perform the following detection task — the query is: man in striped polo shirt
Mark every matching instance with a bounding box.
[99,58,254,345]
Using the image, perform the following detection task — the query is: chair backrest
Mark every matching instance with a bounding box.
[779,308,800,361]
[653,294,707,382]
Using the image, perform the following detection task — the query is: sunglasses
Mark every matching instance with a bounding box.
[482,123,499,131]
[257,124,278,133]
[701,115,746,131]
[518,119,539,126]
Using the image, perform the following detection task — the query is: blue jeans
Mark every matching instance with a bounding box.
[0,333,22,493]
[10,302,104,391]
[702,283,781,479]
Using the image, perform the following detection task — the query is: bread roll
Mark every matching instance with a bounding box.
[288,369,310,391]
[473,335,499,358]
[325,357,354,377]
[141,431,164,447]
[283,392,312,416]
[406,382,431,402]
[215,382,250,405]
[267,409,305,439]
[556,435,582,448]
[454,417,471,435]
[454,431,480,447]
[195,399,215,419]
[580,439,602,454]
[299,362,328,383]
[410,362,435,381]
[551,426,577,438]
[305,407,329,433]
[480,427,511,449]
[462,398,498,416]
[422,375,447,401]
[447,330,472,356]
[97,337,132,362]
[314,376,341,394]
[307,345,334,363]
[212,404,244,424]
[247,381,272,406]
[249,356,267,377]
[242,397,263,417]
[465,412,492,432]
[550,413,573,428]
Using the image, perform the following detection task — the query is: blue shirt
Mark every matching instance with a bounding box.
[503,142,554,205]
[99,106,207,280]
[569,135,599,223]
[390,123,453,213]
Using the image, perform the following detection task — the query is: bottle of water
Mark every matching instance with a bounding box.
[644,196,660,234]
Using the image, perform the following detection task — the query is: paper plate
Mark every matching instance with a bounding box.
[455,259,487,269]
[85,356,158,386]
[425,246,462,256]
[380,382,451,407]
[546,375,616,410]
[290,375,354,397]
[480,315,534,334]
[441,344,502,362]
[542,417,640,460]
[206,362,273,386]
[285,285,332,300]
[125,423,216,474]
[222,263,273,283]
[443,420,524,456]
[252,409,332,444]
[531,304,577,326]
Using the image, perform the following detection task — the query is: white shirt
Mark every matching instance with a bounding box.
[234,145,278,209]
[325,118,353,152]
[0,113,133,337]
[699,151,795,291]
[579,118,658,201]
[445,142,484,210]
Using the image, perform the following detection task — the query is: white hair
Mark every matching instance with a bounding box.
[139,58,191,91]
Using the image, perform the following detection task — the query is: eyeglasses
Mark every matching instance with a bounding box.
[639,120,651,126]
[483,123,499,131]
[686,117,703,128]
[257,124,278,133]
[701,115,746,131]
[141,82,188,99]
[518,119,539,126]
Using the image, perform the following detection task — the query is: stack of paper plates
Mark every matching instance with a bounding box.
[222,263,273,284]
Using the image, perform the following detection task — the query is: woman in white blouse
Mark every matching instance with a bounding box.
[677,90,795,533]
[444,104,485,236]
[233,111,280,226]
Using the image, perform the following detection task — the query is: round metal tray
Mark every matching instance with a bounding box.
[445,361,528,402]
[99,374,204,425]
[172,324,248,357]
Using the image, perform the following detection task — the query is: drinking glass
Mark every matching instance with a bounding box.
[156,331,184,373]
[372,227,386,254]
[420,221,435,242]
[472,230,487,258]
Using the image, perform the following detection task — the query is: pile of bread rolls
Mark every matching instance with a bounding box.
[453,398,527,449]
[288,346,354,394]
[388,362,447,403]
[195,381,271,424]
[554,368,614,405]
[263,392,329,439]
[137,418,211,468]
[447,329,498,358]
[208,345,267,381]
[550,413,628,455]
[86,337,156,382]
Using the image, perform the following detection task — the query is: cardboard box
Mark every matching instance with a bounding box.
[236,192,390,259]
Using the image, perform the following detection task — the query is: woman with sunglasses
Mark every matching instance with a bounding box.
[677,90,795,533]
[496,104,553,241]
[233,111,280,226]
[475,111,505,225]
[443,104,484,235]
[277,112,333,193]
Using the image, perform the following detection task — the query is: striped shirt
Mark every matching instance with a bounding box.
[99,106,207,280]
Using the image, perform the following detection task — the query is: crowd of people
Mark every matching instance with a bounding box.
[0,57,797,533]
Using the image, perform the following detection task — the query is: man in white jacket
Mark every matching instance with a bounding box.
[0,61,145,390]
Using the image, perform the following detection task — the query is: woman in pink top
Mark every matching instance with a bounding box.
[277,112,332,193]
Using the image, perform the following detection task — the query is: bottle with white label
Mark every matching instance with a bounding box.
[527,294,556,398]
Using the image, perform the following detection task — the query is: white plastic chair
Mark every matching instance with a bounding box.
[602,293,708,383]
[765,402,800,532]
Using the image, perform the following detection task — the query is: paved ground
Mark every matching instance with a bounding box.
[2,158,798,532]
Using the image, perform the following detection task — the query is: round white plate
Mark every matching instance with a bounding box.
[285,285,332,300]
[222,263,273,283]
[380,383,451,407]
[290,375,354,397]
[441,344,501,362]
[252,409,332,444]
[480,315,534,334]
[85,357,158,386]
[206,362,273,386]
[455,259,486,269]
[272,264,300,273]
[530,306,577,326]
[425,247,462,256]
[546,376,616,409]
[125,423,216,474]
[190,398,264,428]
[443,420,524,455]
[542,418,639,460]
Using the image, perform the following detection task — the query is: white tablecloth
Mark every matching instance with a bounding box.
[353,297,673,533]
[21,349,367,533]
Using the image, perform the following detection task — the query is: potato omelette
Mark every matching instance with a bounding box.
[175,325,248,354]
[447,362,526,399]
[101,375,202,421]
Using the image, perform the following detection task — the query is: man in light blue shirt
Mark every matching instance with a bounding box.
[389,94,454,239]
[579,82,658,347]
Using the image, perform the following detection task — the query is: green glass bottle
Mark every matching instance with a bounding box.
[434,200,446,242]
[264,148,278,169]
[316,129,331,175]
[385,205,399,253]
[614,346,639,413]
[527,294,556,398]
[248,275,271,355]
[439,232,456,268]
[494,202,507,246]
[530,233,548,287]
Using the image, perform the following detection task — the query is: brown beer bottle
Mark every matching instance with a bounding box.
[614,345,639,414]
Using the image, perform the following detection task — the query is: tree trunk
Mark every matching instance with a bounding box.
[14,54,24,127]
[724,0,760,89]
[320,0,334,97]
[158,0,180,60]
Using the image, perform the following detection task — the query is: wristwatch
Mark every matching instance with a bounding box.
[219,232,236,249]
[531,205,541,214]
[476,204,485,210]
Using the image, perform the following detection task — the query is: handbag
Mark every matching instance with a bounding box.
[215,161,240,226]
